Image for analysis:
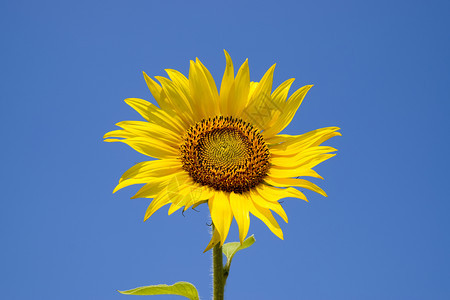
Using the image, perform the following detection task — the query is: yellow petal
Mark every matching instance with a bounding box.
[155,76,194,126]
[257,78,295,130]
[271,78,295,105]
[130,171,188,198]
[269,154,336,178]
[189,60,217,118]
[256,184,308,202]
[104,137,179,159]
[265,177,327,197]
[219,50,235,115]
[229,192,251,244]
[297,169,324,179]
[183,186,214,211]
[251,189,288,223]
[165,69,191,101]
[167,182,195,215]
[143,189,171,221]
[131,178,171,199]
[248,81,259,99]
[271,146,337,168]
[103,129,135,139]
[263,85,313,138]
[242,64,277,130]
[104,129,178,151]
[124,98,186,135]
[311,131,342,147]
[118,159,182,183]
[113,178,149,193]
[192,200,208,210]
[208,191,233,245]
[165,69,204,123]
[114,175,168,194]
[163,173,200,214]
[143,72,172,112]
[114,121,181,146]
[231,59,250,117]
[269,127,341,154]
[252,64,276,100]
[203,227,221,252]
[196,58,220,115]
[248,198,283,240]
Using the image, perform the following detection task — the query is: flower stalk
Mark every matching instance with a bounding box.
[212,228,225,300]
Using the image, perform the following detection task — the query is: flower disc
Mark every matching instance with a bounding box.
[180,116,270,193]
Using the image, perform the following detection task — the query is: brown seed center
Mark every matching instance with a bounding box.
[180,116,270,193]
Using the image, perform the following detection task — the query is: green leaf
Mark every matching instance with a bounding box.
[222,235,255,268]
[118,281,199,300]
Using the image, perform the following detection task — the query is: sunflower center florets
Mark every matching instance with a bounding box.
[180,116,270,193]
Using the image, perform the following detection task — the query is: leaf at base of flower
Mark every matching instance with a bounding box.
[118,281,199,300]
[222,235,256,269]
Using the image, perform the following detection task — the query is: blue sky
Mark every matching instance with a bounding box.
[1,0,449,299]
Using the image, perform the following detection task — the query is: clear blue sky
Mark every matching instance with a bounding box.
[1,0,449,299]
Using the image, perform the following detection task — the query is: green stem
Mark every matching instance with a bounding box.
[212,228,225,300]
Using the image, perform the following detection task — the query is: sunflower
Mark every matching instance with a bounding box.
[104,51,340,251]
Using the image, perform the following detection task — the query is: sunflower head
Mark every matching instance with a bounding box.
[180,116,270,194]
[104,50,340,251]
